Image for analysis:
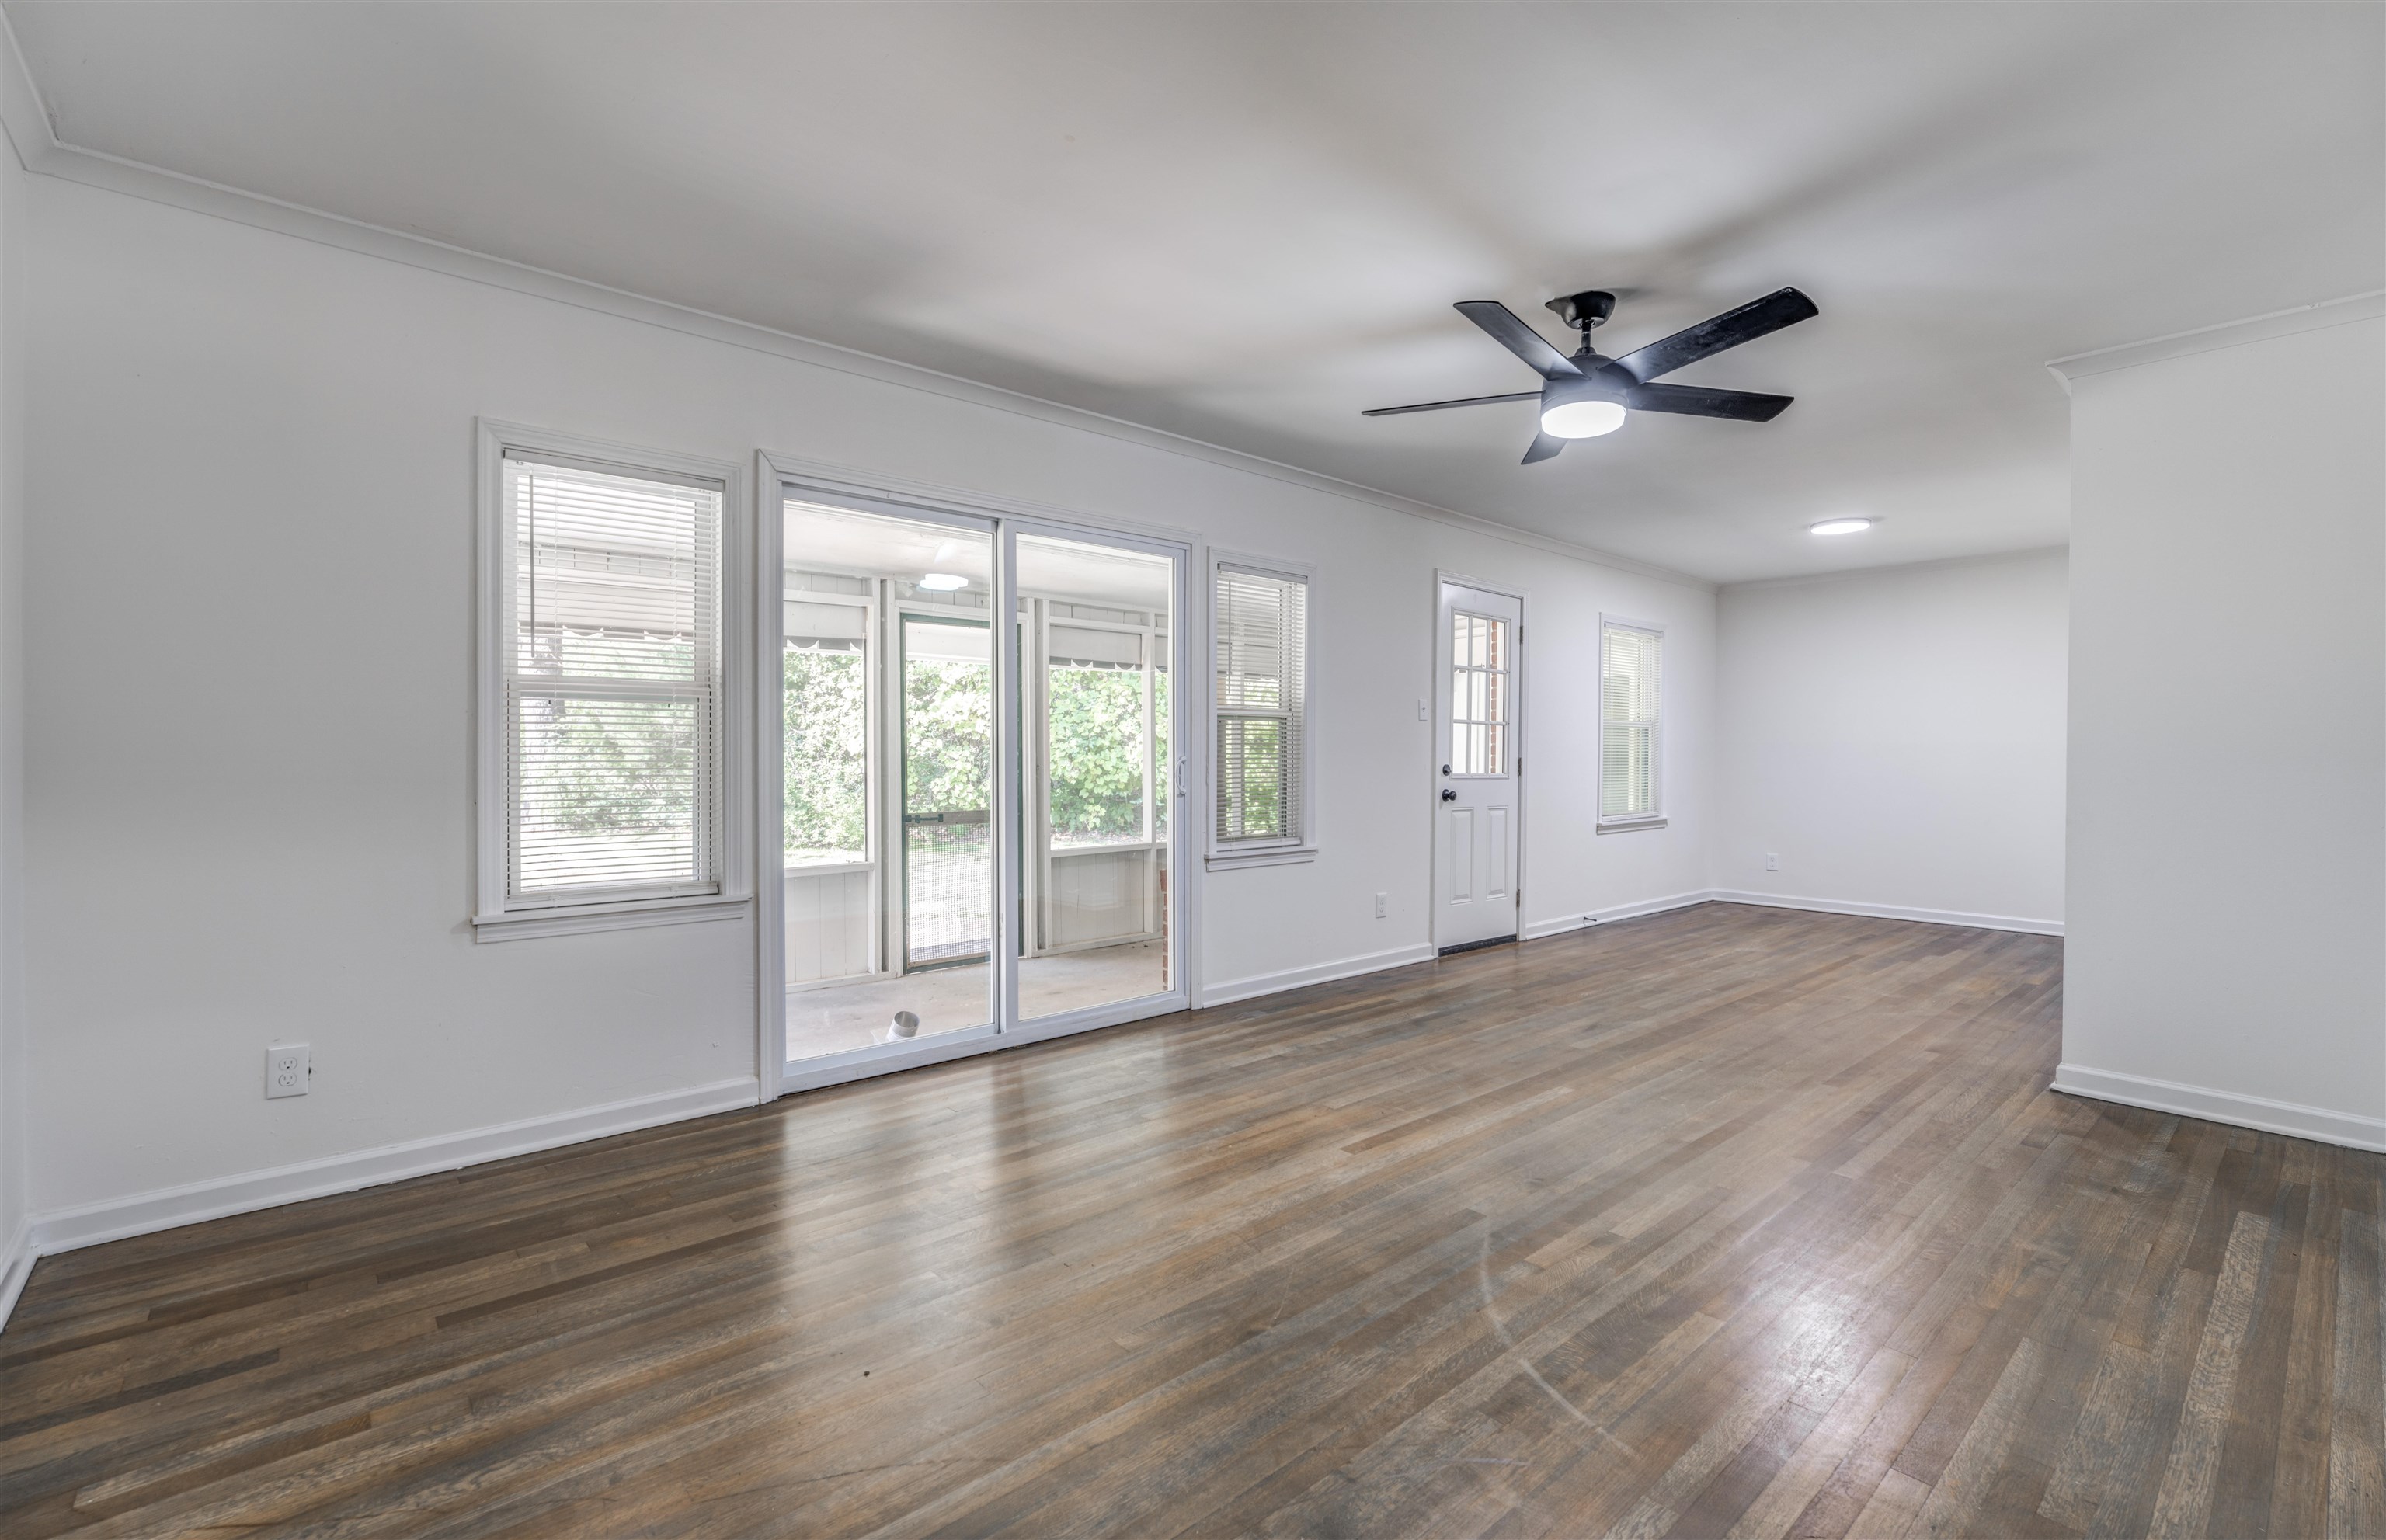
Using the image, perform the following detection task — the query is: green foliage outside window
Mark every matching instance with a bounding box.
[784,646,866,860]
[523,696,695,836]
[781,634,1168,862]
[1048,664,1152,844]
[903,655,993,821]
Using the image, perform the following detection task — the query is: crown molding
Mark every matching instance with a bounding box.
[1719,543,2068,595]
[2045,290,2386,390]
[0,5,49,174]
[0,16,1710,593]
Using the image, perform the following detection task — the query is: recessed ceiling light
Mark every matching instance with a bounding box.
[917,572,969,591]
[1809,518,1873,537]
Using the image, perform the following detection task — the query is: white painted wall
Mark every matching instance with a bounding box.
[2060,303,2386,1149]
[1713,550,2068,931]
[16,171,1715,1226]
[0,78,28,1303]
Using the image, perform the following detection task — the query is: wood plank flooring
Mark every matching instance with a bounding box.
[3,902,2381,1538]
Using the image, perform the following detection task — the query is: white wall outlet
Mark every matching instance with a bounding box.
[1374,891,1388,919]
[266,1043,310,1099]
[1764,853,1780,872]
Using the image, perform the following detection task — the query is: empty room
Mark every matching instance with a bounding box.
[0,3,2381,1536]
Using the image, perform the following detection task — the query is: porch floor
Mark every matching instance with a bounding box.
[788,940,1167,1059]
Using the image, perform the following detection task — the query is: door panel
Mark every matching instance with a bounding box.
[1434,581,1522,952]
[781,499,993,1062]
[1016,532,1177,1020]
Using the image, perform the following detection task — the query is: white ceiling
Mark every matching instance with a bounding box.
[11,2,2381,583]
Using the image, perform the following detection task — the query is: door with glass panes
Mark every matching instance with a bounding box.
[778,494,1185,1073]
[1433,579,1522,952]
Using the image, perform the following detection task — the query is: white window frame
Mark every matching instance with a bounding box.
[1596,613,1666,833]
[474,419,753,940]
[1207,551,1317,871]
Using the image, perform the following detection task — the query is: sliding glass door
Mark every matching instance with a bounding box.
[776,487,1187,1081]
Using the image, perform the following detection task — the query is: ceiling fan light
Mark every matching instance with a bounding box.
[1539,398,1627,439]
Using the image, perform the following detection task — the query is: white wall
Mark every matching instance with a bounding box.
[16,170,1715,1230]
[0,74,28,1309]
[1713,550,2068,930]
[2060,302,2386,1150]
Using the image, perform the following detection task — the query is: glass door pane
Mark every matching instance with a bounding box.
[1016,532,1177,1020]
[901,614,993,969]
[782,499,993,1060]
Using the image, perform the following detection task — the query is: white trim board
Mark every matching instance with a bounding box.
[1709,890,2064,937]
[0,18,1703,594]
[0,1076,760,1335]
[1202,944,1438,1008]
[1719,544,2070,597]
[1521,889,1715,940]
[2046,290,2386,387]
[0,1216,34,1339]
[2053,1063,2386,1154]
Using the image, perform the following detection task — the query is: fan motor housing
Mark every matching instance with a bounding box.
[1540,369,1627,412]
[1546,290,1616,332]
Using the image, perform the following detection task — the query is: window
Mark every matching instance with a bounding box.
[477,424,746,935]
[1599,618,1663,825]
[783,576,871,867]
[1212,560,1310,860]
[1449,610,1510,776]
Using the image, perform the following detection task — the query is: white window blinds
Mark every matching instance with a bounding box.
[1214,565,1307,846]
[1600,622,1662,820]
[504,454,723,904]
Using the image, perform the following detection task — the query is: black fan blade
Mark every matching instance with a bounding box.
[1521,433,1565,464]
[1361,391,1540,419]
[1612,287,1817,384]
[1455,301,1583,380]
[1624,382,1795,422]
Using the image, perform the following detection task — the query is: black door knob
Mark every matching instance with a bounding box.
[1441,788,1458,801]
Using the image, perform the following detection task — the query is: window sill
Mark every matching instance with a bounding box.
[1596,818,1668,835]
[1206,845,1318,871]
[474,895,751,942]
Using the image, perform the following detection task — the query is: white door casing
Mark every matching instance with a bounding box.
[1434,579,1522,952]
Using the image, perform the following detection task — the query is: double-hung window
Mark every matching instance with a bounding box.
[1598,617,1664,828]
[476,423,746,936]
[1211,558,1312,864]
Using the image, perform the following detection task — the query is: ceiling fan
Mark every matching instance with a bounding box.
[1364,287,1818,464]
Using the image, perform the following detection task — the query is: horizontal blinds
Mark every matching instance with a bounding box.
[506,455,722,902]
[1600,623,1661,819]
[1215,567,1306,843]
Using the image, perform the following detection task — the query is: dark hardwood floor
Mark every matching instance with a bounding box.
[2,902,2381,1538]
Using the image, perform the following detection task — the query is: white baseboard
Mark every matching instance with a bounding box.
[1710,890,2064,937]
[1522,889,1716,940]
[0,1076,760,1335]
[1202,943,1438,1008]
[0,1213,34,1337]
[2053,1063,2386,1153]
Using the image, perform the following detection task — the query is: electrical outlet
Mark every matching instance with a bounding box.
[1417,699,1428,721]
[1374,891,1387,919]
[266,1043,310,1099]
[1765,853,1779,872]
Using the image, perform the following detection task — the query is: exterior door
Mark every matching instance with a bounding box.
[1434,581,1522,952]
